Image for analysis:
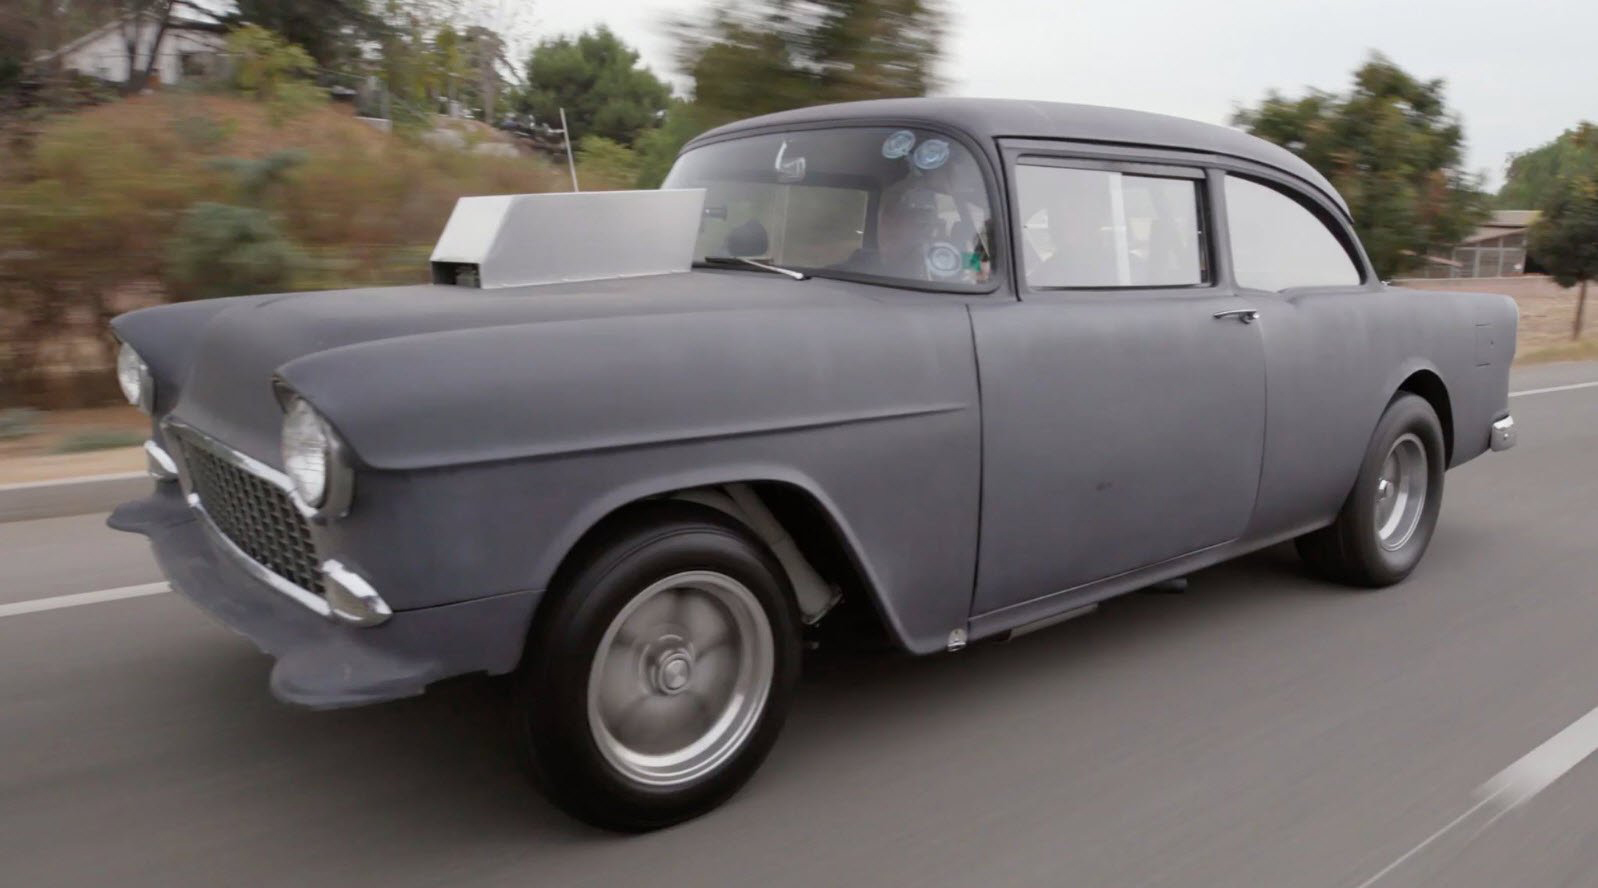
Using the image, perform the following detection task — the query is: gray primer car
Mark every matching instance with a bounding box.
[109,98,1518,830]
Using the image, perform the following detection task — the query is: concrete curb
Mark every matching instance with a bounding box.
[0,473,150,524]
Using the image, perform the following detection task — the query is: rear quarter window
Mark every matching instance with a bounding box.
[1224,176,1362,291]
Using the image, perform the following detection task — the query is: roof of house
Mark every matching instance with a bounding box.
[687,97,1350,217]
[1460,209,1541,244]
[34,12,225,63]
[1483,210,1540,228]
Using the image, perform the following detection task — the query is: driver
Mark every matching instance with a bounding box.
[875,187,945,280]
[838,186,945,280]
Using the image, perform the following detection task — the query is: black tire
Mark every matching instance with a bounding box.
[513,502,801,831]
[1296,393,1447,587]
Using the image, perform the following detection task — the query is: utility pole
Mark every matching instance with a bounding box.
[559,107,579,192]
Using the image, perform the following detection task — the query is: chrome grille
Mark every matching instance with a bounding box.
[179,437,324,595]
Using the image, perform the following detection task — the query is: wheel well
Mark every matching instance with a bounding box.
[1397,370,1454,463]
[744,482,893,647]
[543,482,894,648]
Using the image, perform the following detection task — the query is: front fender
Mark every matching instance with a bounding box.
[111,296,256,416]
[291,301,982,655]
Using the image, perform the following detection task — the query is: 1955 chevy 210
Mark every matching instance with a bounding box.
[110,98,1518,830]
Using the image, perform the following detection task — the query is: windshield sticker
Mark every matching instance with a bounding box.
[774,141,806,182]
[912,139,950,171]
[925,242,963,278]
[882,130,917,159]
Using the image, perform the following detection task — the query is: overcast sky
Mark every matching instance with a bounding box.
[529,0,1598,191]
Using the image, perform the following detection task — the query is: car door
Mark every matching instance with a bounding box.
[1219,171,1393,537]
[969,148,1267,616]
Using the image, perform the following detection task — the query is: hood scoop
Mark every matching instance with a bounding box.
[430,189,706,289]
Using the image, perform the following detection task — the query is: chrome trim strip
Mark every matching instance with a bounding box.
[1491,415,1517,452]
[164,419,318,519]
[167,420,389,627]
[144,440,178,482]
[1009,603,1098,640]
[187,492,333,618]
[322,559,392,627]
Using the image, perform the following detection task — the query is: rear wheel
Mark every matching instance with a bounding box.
[1296,393,1446,587]
[513,503,801,831]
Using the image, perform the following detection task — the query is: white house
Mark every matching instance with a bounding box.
[35,13,226,87]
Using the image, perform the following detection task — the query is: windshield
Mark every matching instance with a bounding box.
[663,127,996,290]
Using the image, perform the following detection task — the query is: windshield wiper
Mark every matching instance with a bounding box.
[696,256,809,280]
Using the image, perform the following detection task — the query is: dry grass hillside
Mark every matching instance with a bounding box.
[5,92,566,274]
[0,93,570,407]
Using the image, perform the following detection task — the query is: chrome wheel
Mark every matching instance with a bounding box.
[587,570,774,788]
[1374,432,1428,551]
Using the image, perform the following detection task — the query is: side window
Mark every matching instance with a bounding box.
[1225,176,1362,291]
[1017,164,1207,289]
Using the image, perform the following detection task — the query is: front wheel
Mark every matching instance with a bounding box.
[1296,393,1447,587]
[513,503,801,831]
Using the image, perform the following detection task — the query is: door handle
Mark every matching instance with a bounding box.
[1213,309,1260,324]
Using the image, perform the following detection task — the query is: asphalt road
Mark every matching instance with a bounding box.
[3,363,1597,888]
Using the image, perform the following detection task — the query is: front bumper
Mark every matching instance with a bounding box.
[108,485,539,709]
[1491,415,1517,451]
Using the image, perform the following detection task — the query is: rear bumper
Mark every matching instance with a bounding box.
[1490,414,1517,452]
[108,485,539,709]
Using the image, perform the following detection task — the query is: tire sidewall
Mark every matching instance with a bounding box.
[1342,394,1447,584]
[516,507,801,831]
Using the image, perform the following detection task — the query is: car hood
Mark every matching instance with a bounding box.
[131,271,881,465]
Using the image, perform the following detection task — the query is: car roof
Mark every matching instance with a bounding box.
[686,97,1351,218]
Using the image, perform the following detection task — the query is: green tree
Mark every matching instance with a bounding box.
[230,0,380,69]
[1498,123,1598,209]
[227,24,325,123]
[1528,175,1598,339]
[678,0,943,119]
[631,0,947,188]
[366,0,473,127]
[575,135,641,190]
[436,24,508,121]
[517,26,671,146]
[1234,53,1489,278]
[432,23,467,105]
[634,99,717,188]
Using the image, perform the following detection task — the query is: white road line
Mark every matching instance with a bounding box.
[0,582,170,619]
[1477,705,1598,812]
[1509,380,1598,398]
[1352,789,1504,888]
[1358,702,1598,886]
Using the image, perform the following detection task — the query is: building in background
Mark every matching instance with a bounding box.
[33,12,225,88]
[1418,210,1542,279]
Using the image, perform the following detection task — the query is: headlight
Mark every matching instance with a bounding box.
[116,342,152,412]
[281,397,333,507]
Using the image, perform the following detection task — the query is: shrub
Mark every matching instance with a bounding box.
[166,203,306,299]
[227,24,325,124]
[576,135,640,190]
